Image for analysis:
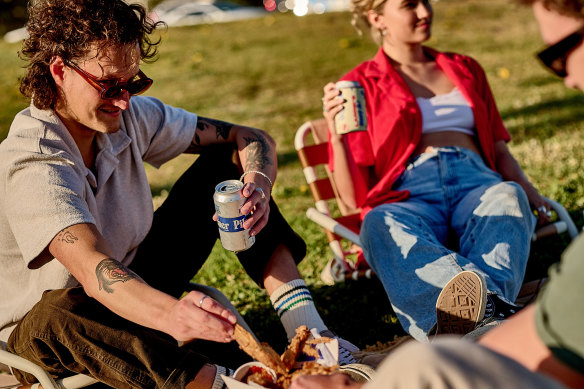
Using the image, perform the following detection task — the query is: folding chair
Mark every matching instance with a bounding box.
[0,345,97,389]
[0,283,253,389]
[294,118,580,287]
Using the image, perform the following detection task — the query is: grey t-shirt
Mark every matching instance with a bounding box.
[0,96,196,342]
[535,233,584,373]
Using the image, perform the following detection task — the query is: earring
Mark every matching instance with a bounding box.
[381,29,387,36]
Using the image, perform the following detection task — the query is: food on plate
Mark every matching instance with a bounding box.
[233,324,288,375]
[233,324,340,388]
[241,364,278,388]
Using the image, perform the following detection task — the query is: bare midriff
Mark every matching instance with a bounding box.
[413,131,481,157]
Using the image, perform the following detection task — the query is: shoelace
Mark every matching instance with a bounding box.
[484,295,495,318]
[337,338,359,365]
[338,347,357,365]
[477,295,522,331]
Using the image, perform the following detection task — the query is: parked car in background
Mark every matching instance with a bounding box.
[149,0,267,26]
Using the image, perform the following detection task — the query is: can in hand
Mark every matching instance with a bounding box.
[334,80,368,135]
[214,180,255,252]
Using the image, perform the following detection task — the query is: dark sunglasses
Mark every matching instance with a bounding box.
[65,59,153,99]
[537,26,584,78]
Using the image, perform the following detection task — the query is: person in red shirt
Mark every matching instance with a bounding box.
[322,0,549,340]
[292,1,584,387]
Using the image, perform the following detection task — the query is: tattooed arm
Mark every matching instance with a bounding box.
[187,116,278,235]
[185,116,276,176]
[48,223,237,343]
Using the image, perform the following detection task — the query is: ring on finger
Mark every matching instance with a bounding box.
[256,187,266,199]
[537,206,552,218]
[199,295,210,308]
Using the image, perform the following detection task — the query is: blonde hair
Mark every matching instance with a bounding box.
[350,0,388,45]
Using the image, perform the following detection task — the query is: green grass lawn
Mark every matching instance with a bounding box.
[1,0,582,351]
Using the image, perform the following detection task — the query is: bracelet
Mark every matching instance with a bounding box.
[240,170,273,193]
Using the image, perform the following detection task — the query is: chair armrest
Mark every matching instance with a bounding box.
[0,348,59,389]
[543,196,580,240]
[306,208,362,246]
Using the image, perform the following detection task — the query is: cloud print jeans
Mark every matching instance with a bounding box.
[360,147,536,341]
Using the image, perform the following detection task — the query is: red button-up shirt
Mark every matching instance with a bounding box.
[329,47,511,219]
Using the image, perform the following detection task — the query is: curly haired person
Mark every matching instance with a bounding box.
[292,0,584,388]
[0,1,357,387]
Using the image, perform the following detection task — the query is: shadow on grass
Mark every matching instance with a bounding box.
[242,277,406,353]
[277,150,300,168]
[501,93,584,141]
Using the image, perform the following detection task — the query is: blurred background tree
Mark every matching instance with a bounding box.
[0,0,27,36]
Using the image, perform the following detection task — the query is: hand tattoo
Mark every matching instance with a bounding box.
[243,134,273,171]
[95,258,139,294]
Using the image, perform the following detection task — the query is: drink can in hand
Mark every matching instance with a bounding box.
[214,180,255,252]
[334,81,367,135]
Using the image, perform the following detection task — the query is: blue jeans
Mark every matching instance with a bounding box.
[360,147,536,341]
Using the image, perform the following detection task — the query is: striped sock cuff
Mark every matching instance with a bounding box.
[212,365,227,389]
[270,280,313,318]
[213,365,234,389]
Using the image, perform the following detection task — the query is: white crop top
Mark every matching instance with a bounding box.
[416,87,476,136]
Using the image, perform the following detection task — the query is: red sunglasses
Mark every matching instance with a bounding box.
[65,59,153,99]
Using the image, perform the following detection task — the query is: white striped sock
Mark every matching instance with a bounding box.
[269,279,327,341]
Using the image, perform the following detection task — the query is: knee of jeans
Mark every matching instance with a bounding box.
[476,182,531,219]
[360,207,418,263]
[361,209,386,244]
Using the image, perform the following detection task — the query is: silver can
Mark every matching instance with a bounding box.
[214,179,255,252]
[334,80,368,135]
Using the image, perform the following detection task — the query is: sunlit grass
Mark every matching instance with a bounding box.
[1,0,582,348]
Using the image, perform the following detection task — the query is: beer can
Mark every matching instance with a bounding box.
[214,179,255,252]
[334,81,368,135]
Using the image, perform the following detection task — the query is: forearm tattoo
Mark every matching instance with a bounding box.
[95,258,139,294]
[243,134,273,171]
[57,229,78,244]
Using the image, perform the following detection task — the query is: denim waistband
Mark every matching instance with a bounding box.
[406,146,471,171]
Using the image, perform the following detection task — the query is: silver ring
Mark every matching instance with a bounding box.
[537,206,552,217]
[256,187,266,199]
[199,295,210,308]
